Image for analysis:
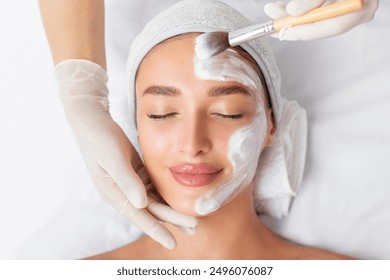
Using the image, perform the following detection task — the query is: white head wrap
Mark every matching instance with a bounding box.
[120,0,307,218]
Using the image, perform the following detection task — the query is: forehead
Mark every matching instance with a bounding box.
[135,33,266,105]
[143,33,200,59]
[137,34,198,78]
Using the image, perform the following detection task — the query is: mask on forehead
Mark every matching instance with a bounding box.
[193,46,269,215]
[194,48,260,91]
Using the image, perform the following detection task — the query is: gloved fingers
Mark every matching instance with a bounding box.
[100,153,148,209]
[276,11,364,41]
[120,200,177,250]
[146,188,197,234]
[264,2,289,19]
[91,166,140,212]
[136,166,152,188]
[175,226,196,236]
[268,0,379,41]
[360,0,379,23]
[147,196,198,229]
[95,173,180,249]
[285,0,327,16]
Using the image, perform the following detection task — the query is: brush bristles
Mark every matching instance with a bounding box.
[195,32,229,60]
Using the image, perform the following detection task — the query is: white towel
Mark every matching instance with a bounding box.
[254,98,307,218]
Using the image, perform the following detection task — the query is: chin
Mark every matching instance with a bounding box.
[163,193,203,217]
[154,171,228,217]
[173,206,200,217]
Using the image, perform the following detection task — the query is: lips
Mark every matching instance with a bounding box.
[169,164,222,187]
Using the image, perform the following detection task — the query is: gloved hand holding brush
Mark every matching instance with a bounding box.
[264,0,379,40]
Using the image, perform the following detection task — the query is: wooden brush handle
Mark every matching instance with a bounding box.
[273,0,363,32]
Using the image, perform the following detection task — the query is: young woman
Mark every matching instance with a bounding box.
[86,0,353,259]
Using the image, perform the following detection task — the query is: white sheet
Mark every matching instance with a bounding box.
[1,0,389,259]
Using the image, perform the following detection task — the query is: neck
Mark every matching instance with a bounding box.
[156,186,284,259]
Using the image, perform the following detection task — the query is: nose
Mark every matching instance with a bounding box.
[179,116,211,157]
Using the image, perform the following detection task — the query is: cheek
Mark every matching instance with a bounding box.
[211,125,234,156]
[137,121,175,163]
[140,126,167,150]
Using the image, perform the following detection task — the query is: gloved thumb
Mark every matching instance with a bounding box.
[264,2,288,19]
[105,157,148,208]
[286,0,326,16]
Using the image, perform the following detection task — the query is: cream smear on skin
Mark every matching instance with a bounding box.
[193,45,268,215]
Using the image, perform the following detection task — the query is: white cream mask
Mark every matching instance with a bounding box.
[194,48,258,90]
[193,46,268,215]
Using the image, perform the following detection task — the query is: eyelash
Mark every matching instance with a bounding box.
[147,113,178,120]
[214,113,243,120]
[147,113,243,120]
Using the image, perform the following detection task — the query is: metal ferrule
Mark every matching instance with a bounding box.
[228,21,274,46]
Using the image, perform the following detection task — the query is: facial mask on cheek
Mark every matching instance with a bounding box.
[193,47,268,215]
[195,116,267,215]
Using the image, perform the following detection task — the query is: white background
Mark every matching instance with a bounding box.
[0,1,89,258]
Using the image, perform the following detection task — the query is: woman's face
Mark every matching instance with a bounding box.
[135,34,271,216]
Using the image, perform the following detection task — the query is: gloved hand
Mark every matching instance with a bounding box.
[264,0,379,41]
[54,59,197,249]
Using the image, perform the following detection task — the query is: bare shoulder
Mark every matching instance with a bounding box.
[83,236,151,260]
[285,242,355,260]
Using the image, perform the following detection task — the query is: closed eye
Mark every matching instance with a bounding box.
[147,113,178,120]
[213,113,243,119]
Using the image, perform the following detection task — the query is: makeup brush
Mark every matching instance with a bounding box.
[195,0,363,59]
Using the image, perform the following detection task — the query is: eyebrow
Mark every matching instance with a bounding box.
[142,85,181,96]
[142,84,252,97]
[207,85,252,97]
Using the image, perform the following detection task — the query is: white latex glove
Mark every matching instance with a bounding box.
[264,0,379,40]
[54,59,197,249]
